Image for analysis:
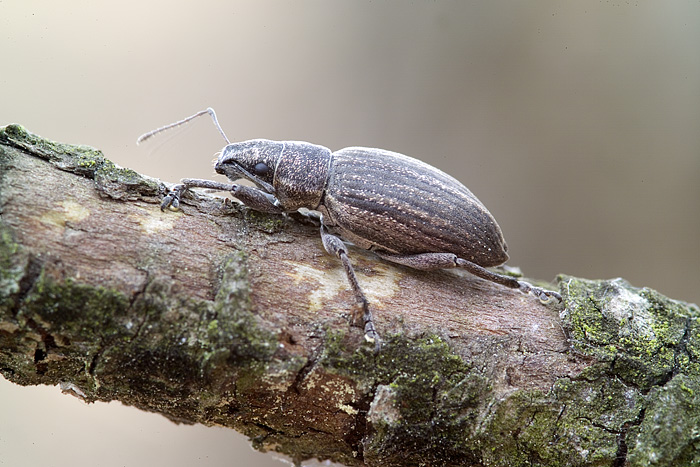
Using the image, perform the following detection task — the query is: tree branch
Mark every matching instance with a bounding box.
[1,124,698,466]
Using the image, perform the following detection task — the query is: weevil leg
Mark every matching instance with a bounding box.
[375,252,562,306]
[231,185,285,213]
[319,223,381,351]
[513,280,563,306]
[162,179,236,211]
[162,179,284,214]
[453,258,562,306]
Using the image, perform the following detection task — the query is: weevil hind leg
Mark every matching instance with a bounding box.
[453,257,563,306]
[375,251,562,306]
[319,222,381,351]
[515,280,563,306]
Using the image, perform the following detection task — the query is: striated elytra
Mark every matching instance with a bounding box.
[138,108,562,350]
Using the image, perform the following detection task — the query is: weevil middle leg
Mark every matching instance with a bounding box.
[320,222,381,351]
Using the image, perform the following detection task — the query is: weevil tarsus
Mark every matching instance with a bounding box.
[517,281,563,306]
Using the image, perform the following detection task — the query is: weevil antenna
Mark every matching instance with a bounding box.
[136,107,231,145]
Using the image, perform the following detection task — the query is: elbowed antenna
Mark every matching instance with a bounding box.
[136,107,231,145]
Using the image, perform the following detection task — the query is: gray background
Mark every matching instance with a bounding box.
[1,2,698,466]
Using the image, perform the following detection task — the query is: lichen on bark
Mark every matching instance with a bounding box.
[1,125,699,466]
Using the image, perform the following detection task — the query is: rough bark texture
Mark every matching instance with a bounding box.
[1,124,698,466]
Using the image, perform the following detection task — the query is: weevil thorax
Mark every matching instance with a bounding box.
[215,139,332,211]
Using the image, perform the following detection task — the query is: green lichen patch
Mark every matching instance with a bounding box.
[1,243,277,422]
[243,209,286,234]
[354,342,646,467]
[323,333,487,465]
[479,377,641,467]
[1,124,106,176]
[85,278,222,412]
[319,313,697,466]
[213,252,277,362]
[628,374,700,466]
[93,164,160,200]
[558,275,699,389]
[76,256,278,421]
[101,254,275,394]
[0,225,26,314]
[0,124,159,200]
[1,266,135,392]
[20,273,132,343]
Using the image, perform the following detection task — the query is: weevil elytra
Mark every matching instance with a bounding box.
[138,108,562,349]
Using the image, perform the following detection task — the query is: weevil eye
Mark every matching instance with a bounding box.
[253,162,269,176]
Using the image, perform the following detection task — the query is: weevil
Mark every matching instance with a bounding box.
[138,108,562,349]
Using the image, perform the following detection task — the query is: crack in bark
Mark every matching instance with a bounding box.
[613,407,647,467]
[10,254,43,318]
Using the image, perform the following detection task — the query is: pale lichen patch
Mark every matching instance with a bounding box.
[38,200,90,228]
[299,364,359,415]
[282,259,400,312]
[284,261,353,312]
[360,262,401,307]
[135,211,179,235]
[368,384,401,425]
[320,376,358,415]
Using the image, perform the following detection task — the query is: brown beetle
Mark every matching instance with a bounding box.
[139,108,562,349]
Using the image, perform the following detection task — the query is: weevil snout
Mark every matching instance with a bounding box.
[214,156,247,183]
[215,139,281,187]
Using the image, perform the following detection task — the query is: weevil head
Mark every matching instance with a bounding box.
[215,139,282,193]
[215,139,333,210]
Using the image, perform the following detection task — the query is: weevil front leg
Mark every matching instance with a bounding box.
[162,179,233,210]
[319,223,381,351]
[375,251,563,306]
[162,178,284,214]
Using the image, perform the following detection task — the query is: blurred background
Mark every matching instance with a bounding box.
[1,1,698,466]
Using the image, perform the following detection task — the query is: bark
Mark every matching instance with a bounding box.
[0,124,698,466]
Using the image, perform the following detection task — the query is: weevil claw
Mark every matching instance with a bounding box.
[364,321,382,353]
[518,281,563,307]
[161,195,176,211]
[349,299,382,352]
[161,185,186,211]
